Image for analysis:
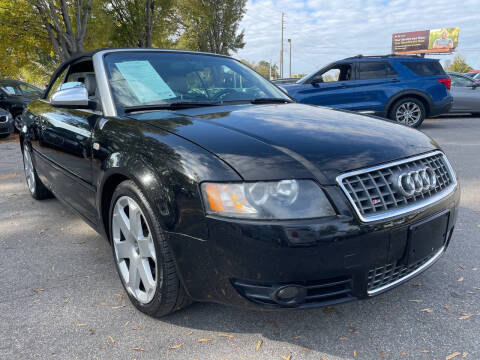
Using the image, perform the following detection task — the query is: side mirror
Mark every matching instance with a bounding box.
[50,85,89,108]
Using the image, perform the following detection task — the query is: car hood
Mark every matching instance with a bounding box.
[133,103,439,184]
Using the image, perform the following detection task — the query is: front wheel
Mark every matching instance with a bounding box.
[22,145,53,200]
[109,180,192,317]
[389,98,426,128]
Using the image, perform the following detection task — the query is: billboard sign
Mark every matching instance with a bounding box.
[392,28,459,54]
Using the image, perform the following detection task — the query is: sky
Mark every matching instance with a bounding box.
[235,0,480,76]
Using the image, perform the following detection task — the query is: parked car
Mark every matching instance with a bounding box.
[448,72,480,115]
[271,78,299,85]
[21,49,459,318]
[279,55,452,128]
[0,108,14,138]
[0,79,43,131]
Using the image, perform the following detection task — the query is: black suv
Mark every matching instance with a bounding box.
[0,79,43,131]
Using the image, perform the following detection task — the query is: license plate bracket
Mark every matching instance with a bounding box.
[407,210,450,264]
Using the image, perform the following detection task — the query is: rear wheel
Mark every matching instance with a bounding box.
[22,145,53,200]
[389,97,426,128]
[109,180,192,317]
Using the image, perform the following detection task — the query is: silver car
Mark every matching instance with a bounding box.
[448,72,480,116]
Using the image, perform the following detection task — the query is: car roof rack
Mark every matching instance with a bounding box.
[344,54,424,59]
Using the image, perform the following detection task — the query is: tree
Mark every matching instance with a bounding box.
[241,59,279,79]
[176,0,246,55]
[104,0,175,48]
[446,54,472,73]
[29,0,92,61]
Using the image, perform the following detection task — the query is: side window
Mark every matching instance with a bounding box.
[46,68,68,100]
[314,64,354,83]
[358,62,398,80]
[451,76,473,87]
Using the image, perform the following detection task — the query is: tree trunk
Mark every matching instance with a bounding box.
[31,0,91,61]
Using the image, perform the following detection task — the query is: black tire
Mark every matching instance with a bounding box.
[471,113,480,117]
[109,180,192,318]
[22,145,53,200]
[388,97,426,128]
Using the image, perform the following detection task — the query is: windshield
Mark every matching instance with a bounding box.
[0,82,42,96]
[103,52,289,111]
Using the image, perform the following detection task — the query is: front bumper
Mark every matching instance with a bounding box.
[0,120,14,135]
[168,184,460,309]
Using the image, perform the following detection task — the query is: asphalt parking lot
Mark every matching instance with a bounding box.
[0,117,479,360]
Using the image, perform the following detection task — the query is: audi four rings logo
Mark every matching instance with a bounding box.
[396,167,437,197]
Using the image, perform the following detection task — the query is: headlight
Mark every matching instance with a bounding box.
[201,180,335,219]
[7,112,13,122]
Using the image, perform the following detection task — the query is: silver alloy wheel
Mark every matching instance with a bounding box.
[395,101,421,126]
[23,148,35,194]
[112,196,157,304]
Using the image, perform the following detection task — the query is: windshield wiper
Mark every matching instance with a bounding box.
[124,102,221,113]
[250,98,294,104]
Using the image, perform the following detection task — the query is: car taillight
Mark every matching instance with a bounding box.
[437,78,451,90]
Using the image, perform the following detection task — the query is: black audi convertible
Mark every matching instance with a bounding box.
[20,49,460,317]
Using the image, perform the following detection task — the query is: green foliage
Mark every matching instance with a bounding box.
[447,54,472,73]
[103,0,176,48]
[176,0,246,55]
[0,0,248,84]
[241,59,279,79]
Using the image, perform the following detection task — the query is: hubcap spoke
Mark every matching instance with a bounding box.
[112,196,158,304]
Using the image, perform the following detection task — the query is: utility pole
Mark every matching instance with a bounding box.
[288,38,292,78]
[280,12,285,78]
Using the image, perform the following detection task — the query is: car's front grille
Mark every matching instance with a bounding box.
[337,151,456,222]
[367,246,444,294]
[0,115,7,123]
[232,276,355,308]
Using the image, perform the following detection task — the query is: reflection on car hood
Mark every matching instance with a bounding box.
[133,103,438,184]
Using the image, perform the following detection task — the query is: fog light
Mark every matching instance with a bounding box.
[273,285,307,306]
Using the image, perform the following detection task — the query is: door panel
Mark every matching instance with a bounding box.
[450,87,480,112]
[31,100,98,222]
[297,81,359,109]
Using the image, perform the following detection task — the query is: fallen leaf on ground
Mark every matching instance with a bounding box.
[401,352,406,356]
[338,337,350,341]
[124,321,130,327]
[446,352,461,360]
[114,293,124,300]
[187,331,193,336]
[197,338,212,343]
[111,305,125,309]
[218,333,234,338]
[353,349,357,358]
[323,306,335,314]
[76,323,87,327]
[380,352,386,358]
[280,355,291,360]
[458,314,473,320]
[458,264,464,269]
[108,336,115,344]
[169,343,184,350]
[444,305,450,310]
[132,327,142,330]
[457,277,464,282]
[421,308,433,313]
[462,352,467,358]
[408,299,423,303]
[132,347,145,352]
[89,329,95,335]
[256,339,263,351]
[32,288,44,293]
[290,336,300,340]
[51,265,55,272]
[421,349,432,353]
